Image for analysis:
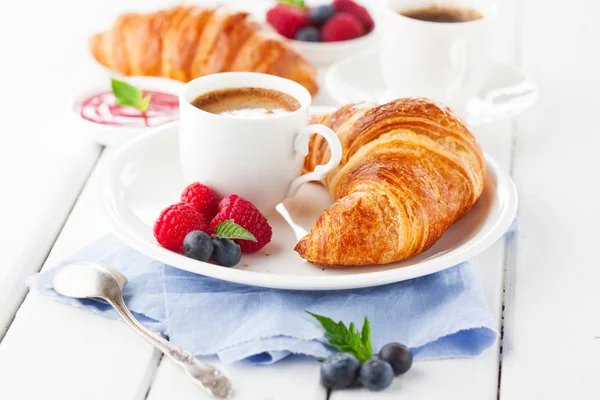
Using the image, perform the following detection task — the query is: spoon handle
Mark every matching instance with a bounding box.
[106,295,232,399]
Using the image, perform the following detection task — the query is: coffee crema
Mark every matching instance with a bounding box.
[400,4,483,23]
[191,87,301,118]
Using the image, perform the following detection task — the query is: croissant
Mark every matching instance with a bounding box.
[295,98,485,267]
[89,5,318,95]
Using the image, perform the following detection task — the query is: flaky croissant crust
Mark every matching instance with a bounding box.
[89,5,318,95]
[295,98,485,267]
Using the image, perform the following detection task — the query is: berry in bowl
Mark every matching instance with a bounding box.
[266,0,378,66]
[72,76,184,147]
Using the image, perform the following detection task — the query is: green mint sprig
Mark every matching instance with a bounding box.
[213,220,257,242]
[111,78,152,112]
[307,312,373,363]
[277,0,306,8]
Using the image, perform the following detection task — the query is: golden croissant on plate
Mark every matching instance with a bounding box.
[89,5,318,95]
[295,98,485,267]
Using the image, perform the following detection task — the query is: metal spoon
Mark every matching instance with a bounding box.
[51,262,232,399]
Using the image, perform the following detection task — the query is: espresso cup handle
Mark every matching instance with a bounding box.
[286,124,343,198]
[448,41,469,98]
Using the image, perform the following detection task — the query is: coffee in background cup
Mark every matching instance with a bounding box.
[400,4,483,22]
[378,0,497,110]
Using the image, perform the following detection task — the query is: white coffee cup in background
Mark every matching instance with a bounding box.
[179,72,342,214]
[378,0,497,109]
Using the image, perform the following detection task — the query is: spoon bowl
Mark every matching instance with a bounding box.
[51,262,126,300]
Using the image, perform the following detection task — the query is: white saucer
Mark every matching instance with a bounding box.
[102,109,517,291]
[325,50,538,126]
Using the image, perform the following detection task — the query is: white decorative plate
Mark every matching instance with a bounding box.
[102,107,518,290]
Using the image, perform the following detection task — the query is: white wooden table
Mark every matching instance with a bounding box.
[1,0,599,399]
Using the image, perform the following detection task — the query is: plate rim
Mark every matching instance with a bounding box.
[101,121,518,291]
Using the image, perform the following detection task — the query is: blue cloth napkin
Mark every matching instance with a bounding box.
[27,223,516,364]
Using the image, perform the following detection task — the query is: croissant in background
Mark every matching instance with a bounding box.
[295,98,485,267]
[89,5,318,95]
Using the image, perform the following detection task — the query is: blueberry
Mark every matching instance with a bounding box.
[183,231,213,262]
[310,4,335,26]
[359,359,394,392]
[320,353,360,390]
[378,342,413,375]
[211,238,241,267]
[295,26,321,42]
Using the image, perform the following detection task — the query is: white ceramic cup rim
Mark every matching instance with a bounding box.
[383,0,498,25]
[180,72,311,122]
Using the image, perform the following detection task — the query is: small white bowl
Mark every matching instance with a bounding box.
[71,76,185,147]
[255,0,380,67]
[291,28,379,67]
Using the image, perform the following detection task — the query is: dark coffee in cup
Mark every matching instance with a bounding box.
[400,4,483,23]
[191,87,301,118]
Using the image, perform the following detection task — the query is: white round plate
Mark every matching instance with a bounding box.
[102,108,518,291]
[326,50,538,126]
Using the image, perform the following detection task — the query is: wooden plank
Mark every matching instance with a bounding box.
[0,150,162,400]
[149,357,325,400]
[0,0,110,336]
[499,0,600,398]
[0,134,101,338]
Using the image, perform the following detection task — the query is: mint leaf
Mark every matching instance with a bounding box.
[307,312,335,330]
[348,322,356,338]
[361,317,372,356]
[140,94,152,112]
[350,332,360,352]
[338,345,355,354]
[111,78,141,107]
[111,78,152,112]
[278,0,305,8]
[212,220,257,241]
[336,321,350,340]
[307,311,374,363]
[307,311,347,338]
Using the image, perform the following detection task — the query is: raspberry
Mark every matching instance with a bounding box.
[154,203,208,253]
[333,0,375,32]
[209,195,272,253]
[266,4,310,39]
[180,182,220,220]
[321,13,365,42]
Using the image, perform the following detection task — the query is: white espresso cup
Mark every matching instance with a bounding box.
[179,72,343,213]
[378,0,497,109]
